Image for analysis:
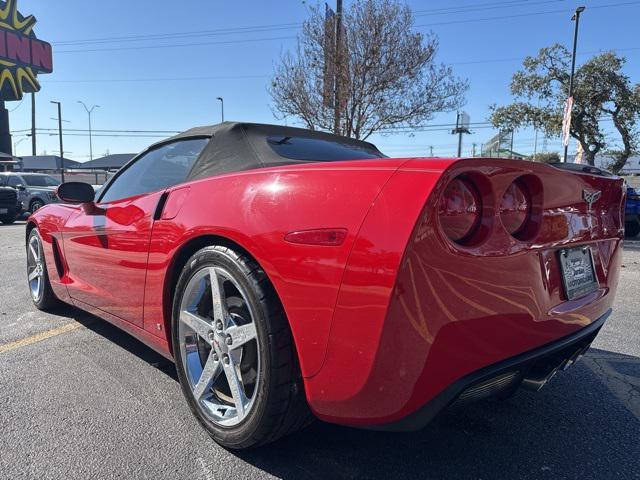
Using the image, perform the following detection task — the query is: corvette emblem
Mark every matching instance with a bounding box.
[582,189,601,211]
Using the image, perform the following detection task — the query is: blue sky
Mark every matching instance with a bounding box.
[6,0,640,161]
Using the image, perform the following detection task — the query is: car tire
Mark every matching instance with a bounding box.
[27,228,60,310]
[30,199,45,213]
[172,245,312,449]
[0,215,16,224]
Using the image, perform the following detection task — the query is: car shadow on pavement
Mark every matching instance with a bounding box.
[237,348,640,480]
[63,305,178,381]
[46,306,640,479]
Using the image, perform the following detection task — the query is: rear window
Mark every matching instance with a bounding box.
[266,136,385,161]
[23,175,61,187]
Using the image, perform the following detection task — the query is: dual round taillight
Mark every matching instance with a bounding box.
[499,179,531,236]
[439,175,535,244]
[438,176,481,243]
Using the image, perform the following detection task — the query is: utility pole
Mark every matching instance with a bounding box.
[31,93,37,155]
[0,100,11,155]
[509,130,514,158]
[333,0,343,135]
[563,5,585,163]
[50,101,65,183]
[216,97,224,122]
[78,101,100,161]
[429,145,434,157]
[472,143,477,157]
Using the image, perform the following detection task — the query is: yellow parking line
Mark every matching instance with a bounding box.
[0,322,83,354]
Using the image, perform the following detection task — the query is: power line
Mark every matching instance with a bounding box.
[42,74,268,84]
[414,0,565,16]
[415,1,640,28]
[49,1,640,55]
[39,44,639,85]
[13,128,181,134]
[48,1,552,47]
[55,35,297,54]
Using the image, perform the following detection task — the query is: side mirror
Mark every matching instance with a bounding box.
[57,182,95,204]
[16,184,26,191]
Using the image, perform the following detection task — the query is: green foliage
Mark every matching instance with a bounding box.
[529,152,561,164]
[491,44,640,168]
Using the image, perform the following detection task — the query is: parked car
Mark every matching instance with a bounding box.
[25,122,625,449]
[0,172,60,213]
[0,186,23,224]
[625,186,640,238]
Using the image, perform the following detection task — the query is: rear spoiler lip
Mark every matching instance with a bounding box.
[546,161,619,178]
[396,157,622,181]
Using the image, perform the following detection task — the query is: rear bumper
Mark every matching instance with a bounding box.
[370,309,610,432]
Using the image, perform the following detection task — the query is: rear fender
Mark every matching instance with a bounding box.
[148,160,408,376]
[307,158,624,424]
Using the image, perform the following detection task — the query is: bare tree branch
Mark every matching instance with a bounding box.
[269,0,467,139]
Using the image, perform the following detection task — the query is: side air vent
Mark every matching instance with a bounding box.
[51,237,65,279]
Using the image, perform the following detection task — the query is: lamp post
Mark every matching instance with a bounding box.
[50,101,65,182]
[563,5,585,163]
[77,101,100,161]
[216,97,224,123]
[13,136,27,155]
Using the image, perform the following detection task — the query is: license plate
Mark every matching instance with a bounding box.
[558,246,598,300]
[0,208,7,214]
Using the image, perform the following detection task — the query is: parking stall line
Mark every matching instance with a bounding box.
[0,322,83,354]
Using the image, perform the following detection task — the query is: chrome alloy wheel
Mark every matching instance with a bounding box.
[178,266,260,427]
[27,234,45,302]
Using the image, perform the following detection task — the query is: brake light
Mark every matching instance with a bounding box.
[438,177,481,243]
[500,179,531,236]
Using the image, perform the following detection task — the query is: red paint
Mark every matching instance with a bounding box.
[284,228,348,246]
[28,156,624,427]
[161,187,190,220]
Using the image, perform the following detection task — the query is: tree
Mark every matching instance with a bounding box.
[269,0,467,140]
[490,44,640,170]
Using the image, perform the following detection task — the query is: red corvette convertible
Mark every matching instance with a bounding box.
[26,122,625,448]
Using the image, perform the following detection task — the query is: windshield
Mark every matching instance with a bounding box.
[23,175,61,187]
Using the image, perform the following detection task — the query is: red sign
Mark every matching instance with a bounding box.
[0,0,53,101]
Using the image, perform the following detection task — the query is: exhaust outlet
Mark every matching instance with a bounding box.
[522,343,592,391]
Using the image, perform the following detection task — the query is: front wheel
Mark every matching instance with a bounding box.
[172,245,312,449]
[27,229,60,310]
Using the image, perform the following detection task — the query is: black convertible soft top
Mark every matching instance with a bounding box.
[150,122,386,181]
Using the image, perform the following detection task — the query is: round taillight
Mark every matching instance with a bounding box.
[439,177,481,243]
[500,180,531,236]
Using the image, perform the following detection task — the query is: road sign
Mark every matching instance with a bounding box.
[562,96,574,147]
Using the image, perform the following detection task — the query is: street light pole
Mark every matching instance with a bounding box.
[78,101,100,161]
[216,97,224,123]
[50,101,65,183]
[13,136,27,154]
[563,5,585,163]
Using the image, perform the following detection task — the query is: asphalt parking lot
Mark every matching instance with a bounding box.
[0,221,639,480]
